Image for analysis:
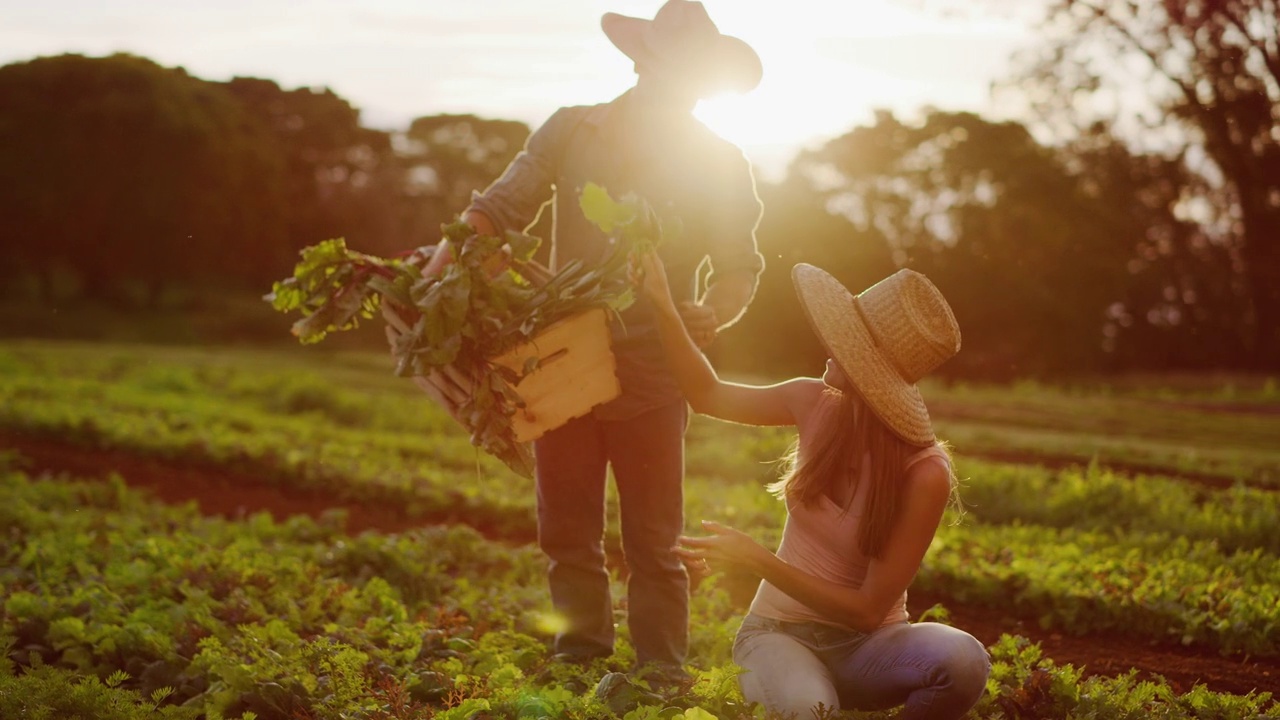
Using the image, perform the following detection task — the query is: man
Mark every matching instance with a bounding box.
[416,0,765,678]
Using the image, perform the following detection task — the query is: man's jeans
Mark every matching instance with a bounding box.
[733,613,991,720]
[534,400,689,667]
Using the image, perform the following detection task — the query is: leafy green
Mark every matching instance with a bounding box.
[3,466,1277,719]
[579,181,678,255]
[264,238,411,345]
[265,185,670,478]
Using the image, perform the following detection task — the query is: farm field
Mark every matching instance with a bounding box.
[2,339,1278,719]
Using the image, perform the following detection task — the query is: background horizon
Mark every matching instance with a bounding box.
[0,0,1033,180]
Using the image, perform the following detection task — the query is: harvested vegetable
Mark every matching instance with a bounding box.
[266,183,671,477]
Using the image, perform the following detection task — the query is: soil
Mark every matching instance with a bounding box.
[957,449,1266,492]
[1144,399,1280,417]
[3,431,1277,699]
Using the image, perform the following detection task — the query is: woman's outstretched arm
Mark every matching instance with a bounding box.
[638,253,815,427]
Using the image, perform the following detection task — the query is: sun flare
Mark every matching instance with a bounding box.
[690,0,985,174]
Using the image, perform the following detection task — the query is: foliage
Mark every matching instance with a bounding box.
[921,518,1280,655]
[974,634,1277,720]
[0,465,1275,718]
[0,45,1275,373]
[956,458,1280,554]
[265,184,663,477]
[0,661,197,720]
[2,342,1280,662]
[924,380,1280,487]
[0,53,286,306]
[220,76,397,263]
[1012,0,1280,368]
[786,109,1226,377]
[399,114,532,252]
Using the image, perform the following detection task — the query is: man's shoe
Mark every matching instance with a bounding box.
[632,662,693,694]
[534,650,610,693]
[595,672,666,715]
[549,650,613,666]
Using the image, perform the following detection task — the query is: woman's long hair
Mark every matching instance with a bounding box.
[767,387,953,559]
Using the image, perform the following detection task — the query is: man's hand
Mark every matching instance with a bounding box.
[419,240,453,279]
[679,301,719,349]
[420,236,529,282]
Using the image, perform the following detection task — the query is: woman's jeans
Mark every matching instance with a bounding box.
[733,613,991,720]
[534,400,689,668]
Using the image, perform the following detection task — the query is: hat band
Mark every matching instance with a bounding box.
[852,296,914,383]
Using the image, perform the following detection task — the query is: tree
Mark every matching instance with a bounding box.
[397,114,533,254]
[0,53,286,306]
[220,77,396,267]
[1066,125,1247,370]
[1010,0,1280,369]
[793,111,1112,377]
[786,109,1242,378]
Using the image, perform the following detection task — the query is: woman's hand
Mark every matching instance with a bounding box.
[634,251,676,309]
[634,252,717,347]
[676,520,772,574]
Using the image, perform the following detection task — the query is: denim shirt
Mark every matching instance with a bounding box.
[467,90,766,421]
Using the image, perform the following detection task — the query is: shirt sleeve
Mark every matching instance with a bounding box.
[466,106,580,234]
[704,147,766,288]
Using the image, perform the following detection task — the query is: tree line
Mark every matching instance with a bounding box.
[0,0,1275,379]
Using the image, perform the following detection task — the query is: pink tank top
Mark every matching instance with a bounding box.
[748,391,950,629]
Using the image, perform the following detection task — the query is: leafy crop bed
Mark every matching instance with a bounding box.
[2,341,1278,717]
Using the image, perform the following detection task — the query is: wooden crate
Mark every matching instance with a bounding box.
[491,307,620,442]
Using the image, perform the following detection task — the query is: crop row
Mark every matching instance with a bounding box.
[5,369,1277,556]
[3,343,1276,547]
[3,343,1278,656]
[3,466,1275,719]
[7,340,1280,486]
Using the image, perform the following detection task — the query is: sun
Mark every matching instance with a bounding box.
[692,44,883,179]
[694,40,839,145]
[690,1,937,175]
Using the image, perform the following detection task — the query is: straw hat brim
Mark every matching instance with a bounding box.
[792,264,936,446]
[601,13,762,94]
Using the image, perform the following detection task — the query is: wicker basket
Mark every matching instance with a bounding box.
[387,257,621,444]
[491,307,620,442]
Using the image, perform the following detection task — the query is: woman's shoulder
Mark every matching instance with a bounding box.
[903,444,953,493]
[905,442,949,465]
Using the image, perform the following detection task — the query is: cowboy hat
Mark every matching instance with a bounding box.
[602,0,762,95]
[792,264,961,446]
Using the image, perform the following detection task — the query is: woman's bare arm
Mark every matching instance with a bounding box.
[680,457,952,631]
[640,253,816,426]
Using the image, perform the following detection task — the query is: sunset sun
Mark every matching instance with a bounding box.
[689,3,949,173]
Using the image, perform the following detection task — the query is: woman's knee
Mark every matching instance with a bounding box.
[925,624,991,705]
[735,629,840,719]
[740,670,840,720]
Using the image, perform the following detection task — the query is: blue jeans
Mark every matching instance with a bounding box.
[534,400,689,667]
[733,613,990,720]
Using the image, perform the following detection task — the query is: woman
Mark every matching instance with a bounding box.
[637,254,990,719]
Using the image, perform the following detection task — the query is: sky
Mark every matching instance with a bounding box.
[0,0,1034,181]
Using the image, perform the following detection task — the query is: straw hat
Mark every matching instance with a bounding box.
[602,0,763,95]
[792,264,961,446]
